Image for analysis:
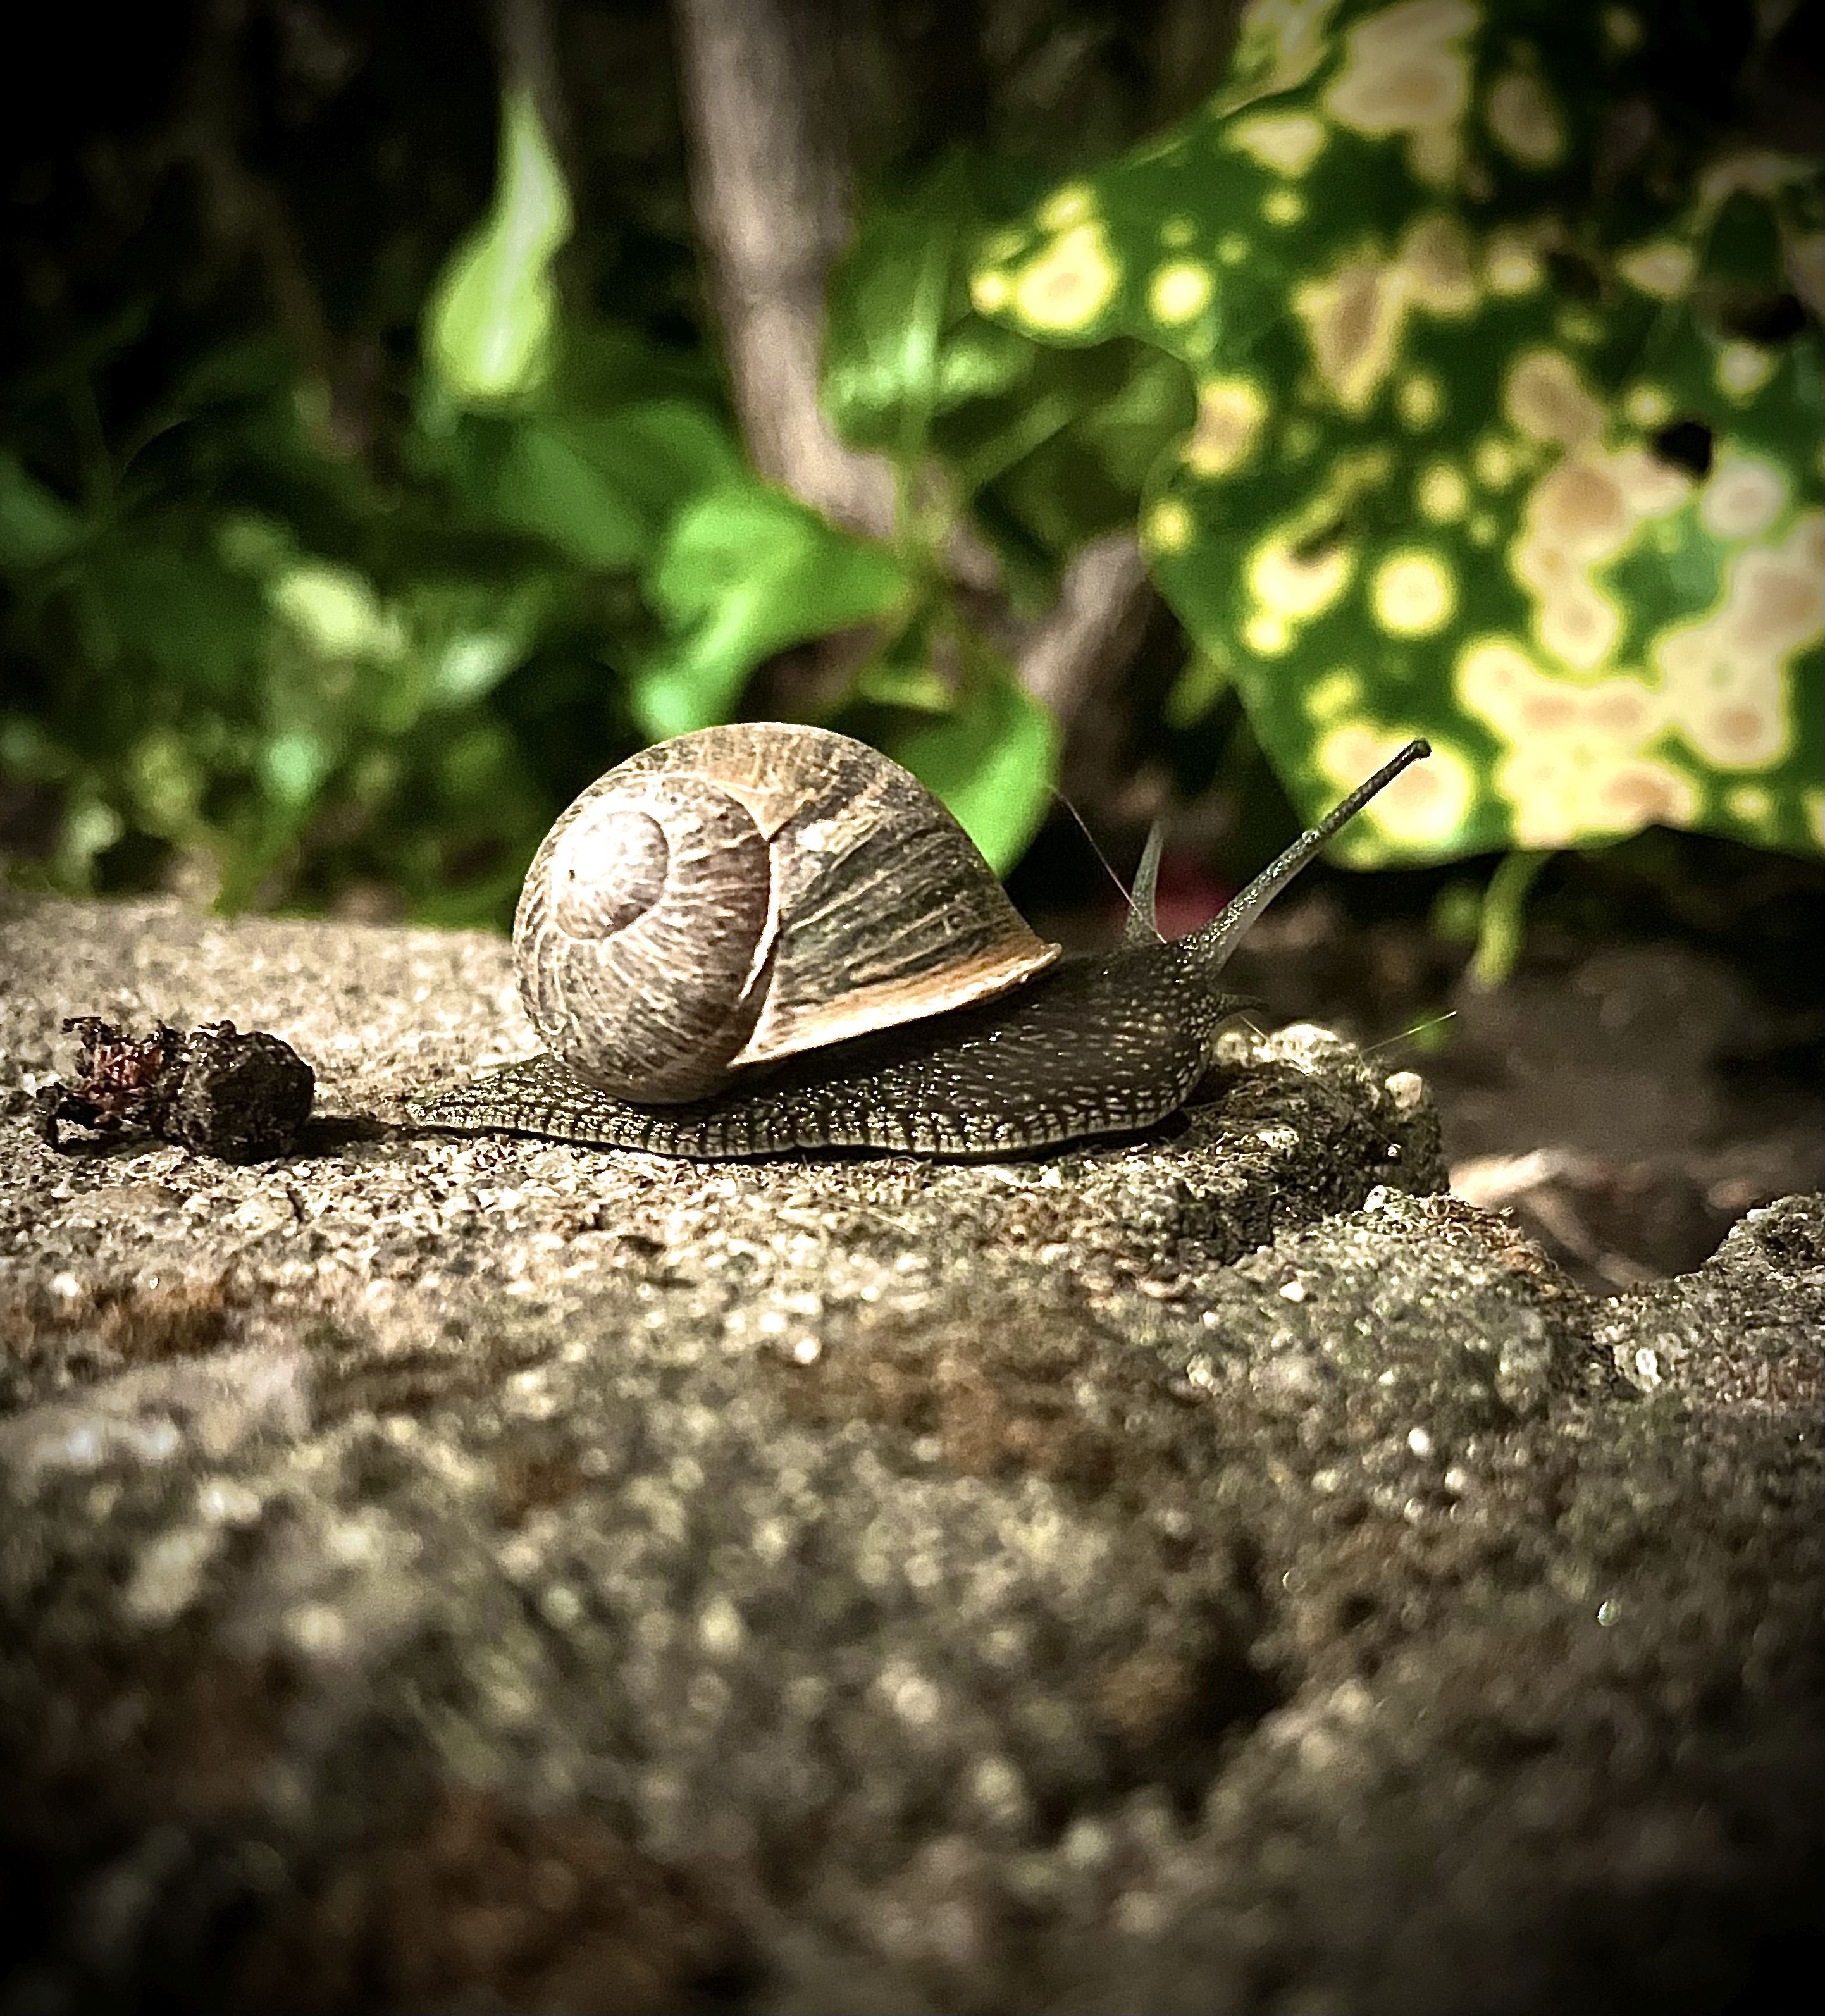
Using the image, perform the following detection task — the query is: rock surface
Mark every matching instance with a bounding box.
[1,893,1820,2015]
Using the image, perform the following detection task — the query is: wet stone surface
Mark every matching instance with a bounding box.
[1,894,1821,2014]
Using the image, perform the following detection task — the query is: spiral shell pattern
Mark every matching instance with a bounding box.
[512,724,1058,1103]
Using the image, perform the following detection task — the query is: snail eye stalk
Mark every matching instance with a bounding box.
[1185,740,1430,970]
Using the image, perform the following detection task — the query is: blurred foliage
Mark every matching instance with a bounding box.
[971,0,1825,865]
[0,5,1189,913]
[1,0,1819,932]
[819,149,1187,863]
[824,152,1197,606]
[0,82,928,916]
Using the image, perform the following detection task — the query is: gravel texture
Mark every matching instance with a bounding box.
[1,893,1820,2014]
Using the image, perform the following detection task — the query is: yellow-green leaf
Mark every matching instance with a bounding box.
[424,87,573,405]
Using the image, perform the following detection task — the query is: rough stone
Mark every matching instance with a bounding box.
[1,893,1819,2014]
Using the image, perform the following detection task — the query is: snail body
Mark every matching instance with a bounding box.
[407,724,1428,1160]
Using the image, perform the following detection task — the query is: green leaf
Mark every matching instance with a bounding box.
[214,512,297,578]
[1165,650,1232,730]
[157,335,295,419]
[546,319,719,411]
[824,154,976,466]
[0,450,84,568]
[851,613,955,713]
[477,417,651,567]
[885,660,1060,872]
[0,715,71,784]
[82,534,272,696]
[631,480,913,739]
[970,1,1825,862]
[127,728,208,841]
[824,156,1196,583]
[424,85,573,405]
[919,337,1194,601]
[405,578,551,708]
[1470,849,1552,989]
[1069,349,1199,498]
[449,402,745,569]
[57,795,125,888]
[260,728,333,808]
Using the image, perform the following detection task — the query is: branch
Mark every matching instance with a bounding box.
[1013,533,1153,724]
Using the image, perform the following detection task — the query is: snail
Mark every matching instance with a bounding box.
[405,723,1428,1159]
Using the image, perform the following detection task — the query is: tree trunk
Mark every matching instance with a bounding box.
[667,0,1159,759]
[669,0,896,537]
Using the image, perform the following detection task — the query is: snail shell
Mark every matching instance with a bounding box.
[514,723,1059,1102]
